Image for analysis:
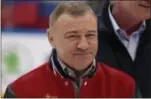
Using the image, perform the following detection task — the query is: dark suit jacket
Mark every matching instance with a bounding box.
[96,1,151,98]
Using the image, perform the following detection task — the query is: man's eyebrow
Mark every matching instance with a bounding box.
[65,30,97,35]
[87,30,97,33]
[65,30,79,34]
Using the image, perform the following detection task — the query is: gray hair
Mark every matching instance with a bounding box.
[49,1,96,29]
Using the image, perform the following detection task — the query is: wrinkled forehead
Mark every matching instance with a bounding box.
[51,12,97,34]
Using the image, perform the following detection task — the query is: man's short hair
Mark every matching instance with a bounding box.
[49,1,96,28]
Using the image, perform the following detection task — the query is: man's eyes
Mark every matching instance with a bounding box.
[67,35,79,38]
[66,34,96,39]
[86,34,96,37]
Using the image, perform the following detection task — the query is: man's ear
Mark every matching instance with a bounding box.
[47,28,56,48]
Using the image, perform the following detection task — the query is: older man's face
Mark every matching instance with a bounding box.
[49,12,98,71]
[113,0,150,20]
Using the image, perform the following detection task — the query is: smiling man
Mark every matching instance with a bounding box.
[97,0,150,97]
[4,2,136,98]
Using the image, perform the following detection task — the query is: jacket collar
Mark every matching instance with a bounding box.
[97,1,114,33]
[48,49,97,80]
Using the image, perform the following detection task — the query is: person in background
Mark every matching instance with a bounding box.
[4,2,136,98]
[96,0,150,97]
[87,1,105,15]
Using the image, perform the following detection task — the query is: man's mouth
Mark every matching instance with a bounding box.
[74,52,91,56]
[75,53,90,55]
[139,0,150,8]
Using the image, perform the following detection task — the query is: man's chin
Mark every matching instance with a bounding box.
[135,14,150,21]
[142,14,150,20]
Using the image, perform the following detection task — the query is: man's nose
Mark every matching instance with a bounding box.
[77,37,89,51]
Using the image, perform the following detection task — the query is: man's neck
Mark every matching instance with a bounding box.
[112,6,143,35]
[57,56,93,78]
[74,65,92,78]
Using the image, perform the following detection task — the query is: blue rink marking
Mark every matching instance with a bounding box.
[1,28,46,34]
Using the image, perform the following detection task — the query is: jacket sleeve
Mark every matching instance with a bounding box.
[133,84,142,98]
[3,86,16,98]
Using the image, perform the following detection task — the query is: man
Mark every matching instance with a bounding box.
[96,0,150,97]
[4,2,135,98]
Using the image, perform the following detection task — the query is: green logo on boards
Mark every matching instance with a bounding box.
[3,51,19,73]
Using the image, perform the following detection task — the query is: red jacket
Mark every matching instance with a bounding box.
[9,62,135,98]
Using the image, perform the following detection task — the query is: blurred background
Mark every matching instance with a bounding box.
[1,0,105,97]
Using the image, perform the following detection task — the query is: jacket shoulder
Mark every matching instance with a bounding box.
[11,63,50,84]
[98,62,135,96]
[99,62,135,83]
[9,63,51,92]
